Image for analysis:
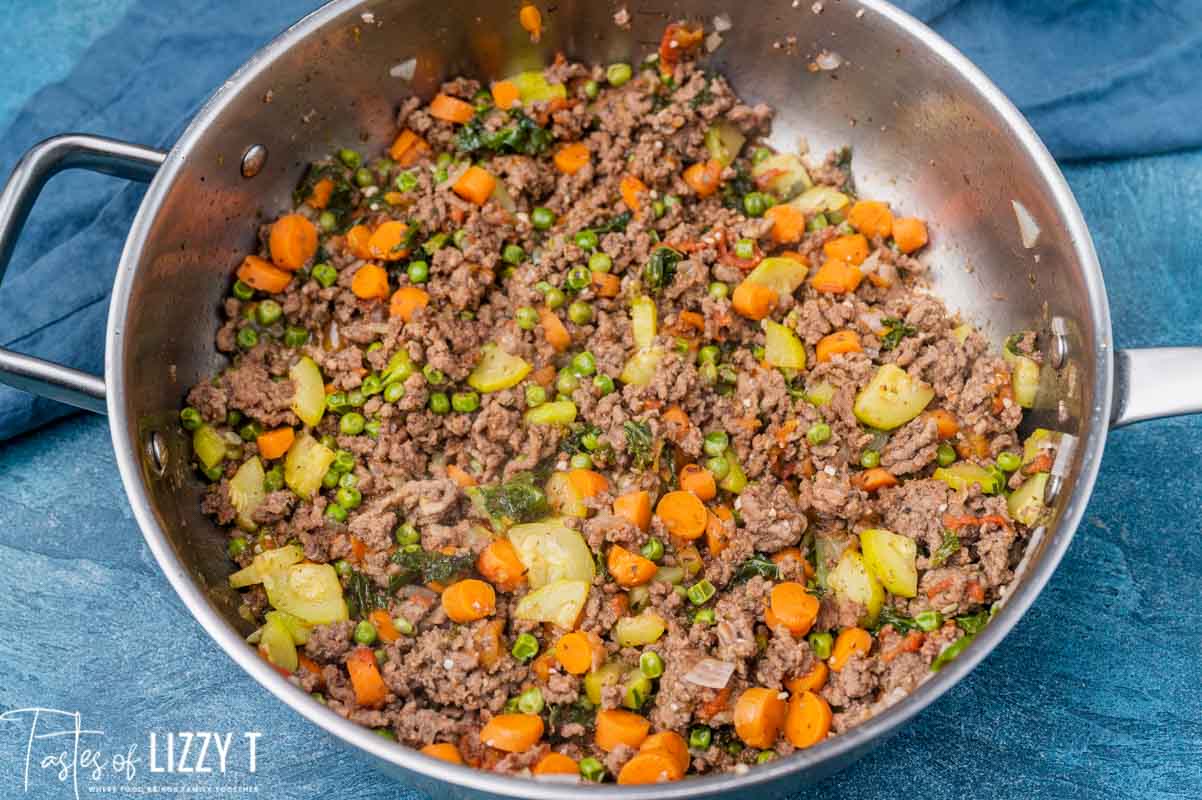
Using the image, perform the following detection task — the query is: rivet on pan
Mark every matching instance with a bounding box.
[241,144,268,178]
[1049,316,1069,369]
[146,430,168,477]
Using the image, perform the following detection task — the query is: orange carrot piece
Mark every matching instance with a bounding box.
[786,661,829,695]
[369,609,401,643]
[441,578,496,623]
[682,159,724,198]
[765,204,806,244]
[618,749,684,784]
[816,329,863,363]
[677,310,704,331]
[533,752,578,775]
[655,490,708,540]
[927,409,959,439]
[607,544,658,588]
[346,647,388,707]
[255,427,295,460]
[351,263,390,300]
[539,306,571,352]
[428,93,475,124]
[445,464,476,488]
[480,713,545,753]
[679,464,717,501]
[452,165,497,205]
[853,467,899,492]
[420,742,464,764]
[733,687,788,749]
[476,539,526,592]
[639,731,690,774]
[705,509,729,555]
[555,631,604,675]
[595,709,651,752]
[567,468,608,499]
[823,234,870,266]
[830,627,872,671]
[768,582,820,637]
[346,224,374,259]
[491,80,521,110]
[592,271,620,297]
[269,213,318,270]
[620,175,648,213]
[306,177,334,209]
[554,142,590,175]
[810,259,864,294]
[892,216,928,253]
[237,255,292,294]
[518,4,542,40]
[661,405,690,441]
[784,690,832,749]
[613,490,652,531]
[389,286,429,321]
[731,281,778,320]
[368,220,411,261]
[847,200,894,239]
[882,630,926,662]
[389,129,430,166]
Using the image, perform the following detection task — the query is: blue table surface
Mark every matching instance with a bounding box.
[1,3,1201,799]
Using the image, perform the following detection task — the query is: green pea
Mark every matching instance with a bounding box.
[394,617,415,636]
[688,725,712,749]
[702,430,729,457]
[708,281,729,300]
[936,442,957,466]
[807,422,831,446]
[326,392,349,414]
[336,486,362,510]
[422,364,446,385]
[544,287,566,310]
[556,369,580,396]
[586,253,613,275]
[354,620,377,646]
[687,579,716,606]
[733,238,756,260]
[255,299,283,326]
[592,374,615,396]
[996,451,1021,472]
[231,280,255,301]
[697,345,720,366]
[179,407,203,431]
[227,537,248,559]
[571,351,596,376]
[338,148,362,169]
[236,327,259,350]
[354,167,375,187]
[361,374,383,396]
[502,244,525,265]
[860,449,881,469]
[743,192,769,217]
[429,392,450,414]
[652,199,666,219]
[693,608,716,625]
[239,421,263,442]
[322,469,341,490]
[422,232,448,254]
[452,229,469,249]
[583,79,600,100]
[807,212,830,232]
[365,419,381,439]
[566,265,591,290]
[517,686,544,715]
[318,211,338,232]
[326,503,348,524]
[407,260,429,284]
[284,325,310,347]
[579,757,605,782]
[756,750,777,764]
[808,631,834,660]
[395,171,418,192]
[319,434,338,451]
[525,384,546,407]
[568,300,593,325]
[340,412,366,435]
[383,382,405,403]
[624,674,652,710]
[451,391,480,413]
[432,166,448,183]
[699,362,718,384]
[395,523,420,546]
[606,62,633,87]
[227,411,242,428]
[751,146,772,164]
[641,537,664,562]
[263,465,285,492]
[312,262,338,288]
[706,456,730,480]
[752,345,766,361]
[569,453,593,470]
[531,206,556,230]
[515,306,539,331]
[511,632,539,662]
[348,390,366,408]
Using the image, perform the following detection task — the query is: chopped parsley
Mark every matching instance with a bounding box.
[469,472,549,528]
[389,547,475,585]
[734,554,779,583]
[623,420,654,470]
[930,531,960,568]
[880,317,918,351]
[455,110,552,157]
[719,166,755,212]
[642,246,682,292]
[345,570,402,618]
[874,606,920,635]
[560,423,602,456]
[955,609,991,636]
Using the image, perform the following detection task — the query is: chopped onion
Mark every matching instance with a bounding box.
[390,58,417,80]
[815,50,844,70]
[705,31,724,53]
[490,180,517,214]
[858,308,885,333]
[322,319,341,351]
[713,13,733,32]
[1012,200,1040,248]
[683,657,735,689]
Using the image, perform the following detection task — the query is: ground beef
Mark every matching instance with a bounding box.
[304,621,353,663]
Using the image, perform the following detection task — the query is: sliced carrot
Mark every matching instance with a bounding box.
[618,749,684,784]
[595,709,651,752]
[474,618,506,668]
[655,491,708,540]
[298,653,324,684]
[768,582,821,637]
[306,177,334,209]
[816,330,863,363]
[452,165,497,206]
[607,544,658,588]
[345,647,388,707]
[539,306,571,352]
[441,578,496,623]
[531,651,555,683]
[882,630,926,662]
[620,175,648,213]
[389,286,429,321]
[420,742,464,764]
[567,468,608,499]
[676,310,704,332]
[765,204,806,244]
[640,731,689,774]
[350,535,367,562]
[428,93,475,124]
[679,464,717,501]
[269,213,318,270]
[446,464,476,488]
[784,690,832,749]
[613,490,652,531]
[554,142,591,175]
[661,405,690,441]
[731,281,778,320]
[810,259,864,294]
[389,129,430,166]
[852,467,899,492]
[592,271,620,298]
[346,224,374,259]
[733,687,788,749]
[351,263,390,300]
[518,4,542,40]
[830,627,872,671]
[892,216,928,253]
[555,631,604,675]
[480,713,544,753]
[491,80,521,110]
[697,685,731,721]
[368,220,411,261]
[369,609,401,643]
[786,661,829,695]
[256,427,295,460]
[476,539,526,592]
[533,752,578,775]
[683,159,724,198]
[927,409,959,439]
[237,255,292,294]
[847,200,894,239]
[823,234,870,266]
[705,509,729,555]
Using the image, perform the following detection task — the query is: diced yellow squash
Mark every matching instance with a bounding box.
[788,185,850,216]
[653,565,685,584]
[704,121,746,166]
[751,152,812,200]
[228,544,304,588]
[933,463,1003,495]
[265,609,313,645]
[289,356,327,427]
[763,319,806,370]
[814,532,855,589]
[853,364,935,430]
[259,613,299,672]
[193,425,227,470]
[1003,349,1040,409]
[805,380,834,407]
[468,343,531,393]
[514,579,590,629]
[284,432,336,499]
[827,550,884,625]
[745,256,809,297]
[630,296,657,350]
[509,70,567,103]
[951,323,974,345]
[229,456,266,532]
[1023,428,1056,467]
[262,563,349,626]
[525,400,578,426]
[718,447,747,493]
[584,661,625,705]
[859,529,918,598]
[1008,472,1049,526]
[619,348,664,387]
[613,610,666,647]
[507,520,595,588]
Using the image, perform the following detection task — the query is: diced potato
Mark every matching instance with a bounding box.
[193,425,227,470]
[284,432,336,499]
[1008,472,1049,526]
[853,364,935,430]
[751,152,812,200]
[859,529,918,598]
[630,296,658,351]
[827,550,884,625]
[228,544,304,588]
[524,400,578,426]
[514,579,590,629]
[584,661,625,705]
[933,463,1003,495]
[718,447,747,493]
[1003,349,1040,408]
[259,613,299,672]
[788,185,850,216]
[468,343,532,393]
[763,319,806,370]
[228,457,266,532]
[289,356,327,427]
[613,610,666,647]
[507,520,595,587]
[509,70,567,103]
[704,121,746,166]
[805,380,834,407]
[265,609,313,645]
[619,348,664,387]
[262,563,349,626]
[1023,428,1056,466]
[544,472,587,518]
[745,257,809,298]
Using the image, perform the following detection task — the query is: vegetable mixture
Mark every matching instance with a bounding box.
[181,21,1055,784]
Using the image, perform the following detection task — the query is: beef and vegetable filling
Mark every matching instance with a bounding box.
[180,24,1056,785]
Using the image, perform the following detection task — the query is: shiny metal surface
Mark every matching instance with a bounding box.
[1110,348,1202,427]
[0,134,164,410]
[0,0,1190,796]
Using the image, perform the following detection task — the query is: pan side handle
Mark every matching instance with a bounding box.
[1111,348,1202,428]
[0,134,166,413]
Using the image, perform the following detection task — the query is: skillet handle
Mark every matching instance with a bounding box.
[0,134,166,414]
[1111,347,1202,428]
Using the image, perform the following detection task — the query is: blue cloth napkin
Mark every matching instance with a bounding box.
[1,0,1199,441]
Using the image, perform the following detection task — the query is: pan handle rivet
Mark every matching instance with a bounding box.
[241,144,268,178]
[146,430,168,477]
[1049,316,1069,369]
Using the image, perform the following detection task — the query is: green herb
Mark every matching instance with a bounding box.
[293,163,355,230]
[930,531,960,567]
[455,110,552,157]
[389,547,474,585]
[623,420,654,469]
[469,472,549,528]
[344,570,401,618]
[880,317,918,351]
[955,609,991,636]
[643,246,682,292]
[688,77,714,110]
[560,423,602,457]
[720,167,755,212]
[873,606,920,634]
[544,699,596,738]
[734,554,779,583]
[930,634,974,672]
